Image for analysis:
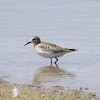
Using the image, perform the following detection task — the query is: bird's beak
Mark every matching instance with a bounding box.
[24,42,31,46]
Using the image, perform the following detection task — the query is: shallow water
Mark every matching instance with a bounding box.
[0,0,100,96]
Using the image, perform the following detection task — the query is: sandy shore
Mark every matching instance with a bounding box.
[0,79,100,100]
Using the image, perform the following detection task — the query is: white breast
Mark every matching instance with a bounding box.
[36,51,66,58]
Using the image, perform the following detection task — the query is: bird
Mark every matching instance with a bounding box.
[24,36,77,64]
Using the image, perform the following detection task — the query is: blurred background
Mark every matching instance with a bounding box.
[0,0,100,96]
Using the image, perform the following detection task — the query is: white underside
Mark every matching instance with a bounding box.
[36,51,66,58]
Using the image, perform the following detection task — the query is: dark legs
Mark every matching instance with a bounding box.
[50,57,58,64]
[50,58,58,68]
[55,57,58,64]
[55,57,58,68]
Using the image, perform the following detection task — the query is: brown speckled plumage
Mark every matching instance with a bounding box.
[35,42,74,53]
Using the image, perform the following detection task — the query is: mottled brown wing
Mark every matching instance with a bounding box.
[38,42,65,53]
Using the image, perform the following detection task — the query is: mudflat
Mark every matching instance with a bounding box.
[0,79,100,100]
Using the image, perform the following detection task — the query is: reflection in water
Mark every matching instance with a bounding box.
[34,65,75,84]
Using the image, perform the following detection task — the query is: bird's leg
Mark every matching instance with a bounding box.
[55,57,58,64]
[50,58,52,65]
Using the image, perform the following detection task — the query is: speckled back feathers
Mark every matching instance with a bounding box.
[35,42,76,53]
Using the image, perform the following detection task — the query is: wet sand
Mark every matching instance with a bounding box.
[0,79,100,100]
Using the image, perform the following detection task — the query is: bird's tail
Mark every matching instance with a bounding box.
[64,48,78,53]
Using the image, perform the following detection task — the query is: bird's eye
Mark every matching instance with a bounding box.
[32,39,35,41]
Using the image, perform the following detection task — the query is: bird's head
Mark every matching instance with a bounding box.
[24,36,41,46]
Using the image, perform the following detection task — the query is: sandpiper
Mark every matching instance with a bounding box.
[24,36,77,64]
